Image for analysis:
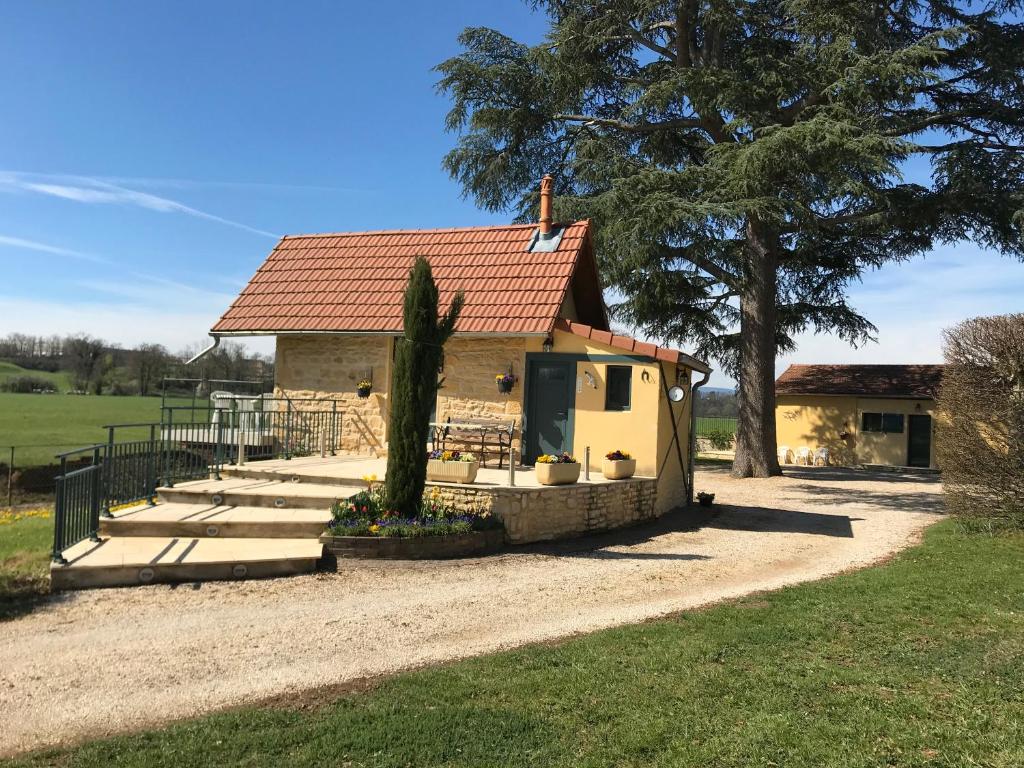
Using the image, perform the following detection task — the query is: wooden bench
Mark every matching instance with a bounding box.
[431,418,517,469]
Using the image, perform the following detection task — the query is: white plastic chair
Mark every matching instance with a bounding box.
[813,447,830,467]
[777,445,793,464]
[796,447,812,466]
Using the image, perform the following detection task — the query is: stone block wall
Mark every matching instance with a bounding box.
[274,335,390,455]
[429,478,658,545]
[436,337,526,453]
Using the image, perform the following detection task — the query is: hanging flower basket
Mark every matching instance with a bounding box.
[356,379,372,398]
[495,373,516,394]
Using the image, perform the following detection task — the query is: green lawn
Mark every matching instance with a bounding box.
[0,393,194,466]
[695,415,737,436]
[0,509,52,619]
[8,520,1024,767]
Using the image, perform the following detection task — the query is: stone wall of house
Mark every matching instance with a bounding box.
[435,337,527,455]
[274,335,390,455]
[429,478,659,545]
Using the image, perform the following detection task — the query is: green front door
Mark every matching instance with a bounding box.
[907,414,932,467]
[524,359,575,463]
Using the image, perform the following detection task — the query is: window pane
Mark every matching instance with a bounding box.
[882,413,905,433]
[862,412,882,432]
[605,366,632,411]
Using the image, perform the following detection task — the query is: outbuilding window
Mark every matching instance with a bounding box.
[862,412,905,433]
[605,366,632,411]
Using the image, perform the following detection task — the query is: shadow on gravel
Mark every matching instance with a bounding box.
[704,506,857,538]
[790,483,946,515]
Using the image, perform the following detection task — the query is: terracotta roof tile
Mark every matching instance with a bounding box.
[775,364,944,398]
[213,222,593,336]
[554,320,710,374]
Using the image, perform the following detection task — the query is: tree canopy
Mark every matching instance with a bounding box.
[437,0,1024,476]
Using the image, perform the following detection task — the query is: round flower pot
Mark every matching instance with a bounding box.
[535,462,581,486]
[426,459,479,484]
[601,458,636,480]
[356,386,371,399]
[497,380,513,394]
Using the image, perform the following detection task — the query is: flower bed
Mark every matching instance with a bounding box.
[320,478,503,560]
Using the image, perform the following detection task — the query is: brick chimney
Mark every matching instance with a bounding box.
[539,174,554,240]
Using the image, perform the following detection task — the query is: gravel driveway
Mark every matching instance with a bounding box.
[0,465,944,757]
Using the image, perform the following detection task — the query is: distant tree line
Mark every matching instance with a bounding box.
[0,332,273,396]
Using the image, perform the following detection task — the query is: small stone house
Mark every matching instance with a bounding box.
[775,364,944,469]
[209,180,711,513]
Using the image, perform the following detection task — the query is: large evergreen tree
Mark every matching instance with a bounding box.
[436,0,1024,477]
[385,257,464,515]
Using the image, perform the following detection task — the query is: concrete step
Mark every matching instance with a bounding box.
[157,477,361,510]
[51,536,324,590]
[220,462,369,487]
[99,503,331,539]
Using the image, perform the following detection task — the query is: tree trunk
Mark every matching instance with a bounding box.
[732,221,783,478]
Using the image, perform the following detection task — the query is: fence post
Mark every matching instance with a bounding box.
[89,447,102,542]
[330,401,338,456]
[52,457,68,564]
[101,426,115,518]
[584,446,591,481]
[5,446,12,510]
[212,418,223,480]
[285,401,293,460]
[237,410,246,466]
[163,407,174,488]
[508,446,516,487]
[146,424,157,506]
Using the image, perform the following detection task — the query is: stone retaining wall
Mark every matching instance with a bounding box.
[428,478,659,545]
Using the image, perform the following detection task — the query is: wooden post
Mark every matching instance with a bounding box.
[6,446,13,510]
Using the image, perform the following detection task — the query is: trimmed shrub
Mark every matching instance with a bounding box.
[936,314,1024,530]
[0,376,56,393]
[705,428,735,450]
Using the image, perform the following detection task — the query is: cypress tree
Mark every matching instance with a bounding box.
[436,1,1024,478]
[385,257,464,516]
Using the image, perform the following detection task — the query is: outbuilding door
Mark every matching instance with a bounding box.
[524,358,575,464]
[907,414,932,468]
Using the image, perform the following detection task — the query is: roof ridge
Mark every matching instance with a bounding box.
[280,221,587,240]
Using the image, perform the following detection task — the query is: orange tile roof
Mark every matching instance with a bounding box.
[775,364,944,397]
[554,320,711,374]
[213,222,594,335]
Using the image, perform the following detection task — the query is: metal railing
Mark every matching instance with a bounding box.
[51,397,346,562]
[52,446,103,564]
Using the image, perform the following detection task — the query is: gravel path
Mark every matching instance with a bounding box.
[0,466,944,757]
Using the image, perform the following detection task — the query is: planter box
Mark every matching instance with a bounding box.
[320,528,504,561]
[535,462,581,485]
[601,458,636,480]
[426,459,479,484]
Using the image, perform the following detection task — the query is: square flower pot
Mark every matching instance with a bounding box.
[601,458,636,480]
[426,459,479,484]
[535,462,581,486]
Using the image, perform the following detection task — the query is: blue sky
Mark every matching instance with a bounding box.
[1,1,1021,387]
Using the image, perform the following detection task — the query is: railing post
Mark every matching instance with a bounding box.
[101,426,115,518]
[285,401,293,460]
[330,401,338,455]
[163,407,174,488]
[237,410,246,466]
[89,447,102,541]
[585,446,591,481]
[508,446,516,488]
[52,454,68,564]
[146,424,157,505]
[212,417,223,480]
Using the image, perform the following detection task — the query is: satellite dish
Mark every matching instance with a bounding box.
[667,385,687,403]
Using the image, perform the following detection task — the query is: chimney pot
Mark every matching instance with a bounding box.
[539,174,554,239]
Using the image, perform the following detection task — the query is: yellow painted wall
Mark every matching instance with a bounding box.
[775,394,936,468]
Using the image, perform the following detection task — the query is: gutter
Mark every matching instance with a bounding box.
[186,334,221,365]
[687,367,712,506]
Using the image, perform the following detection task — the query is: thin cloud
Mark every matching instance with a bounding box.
[0,171,278,239]
[0,234,111,264]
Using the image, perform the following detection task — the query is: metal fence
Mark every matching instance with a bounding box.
[50,396,345,562]
[695,417,738,437]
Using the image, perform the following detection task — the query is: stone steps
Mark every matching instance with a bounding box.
[100,502,331,539]
[157,477,359,510]
[50,536,323,590]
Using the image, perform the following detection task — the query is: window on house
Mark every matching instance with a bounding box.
[862,412,905,433]
[605,366,632,411]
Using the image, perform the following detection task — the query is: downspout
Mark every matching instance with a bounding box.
[186,334,221,365]
[687,368,712,506]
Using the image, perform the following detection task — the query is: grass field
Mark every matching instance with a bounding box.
[0,392,192,466]
[9,520,1024,767]
[0,508,52,619]
[695,415,737,436]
